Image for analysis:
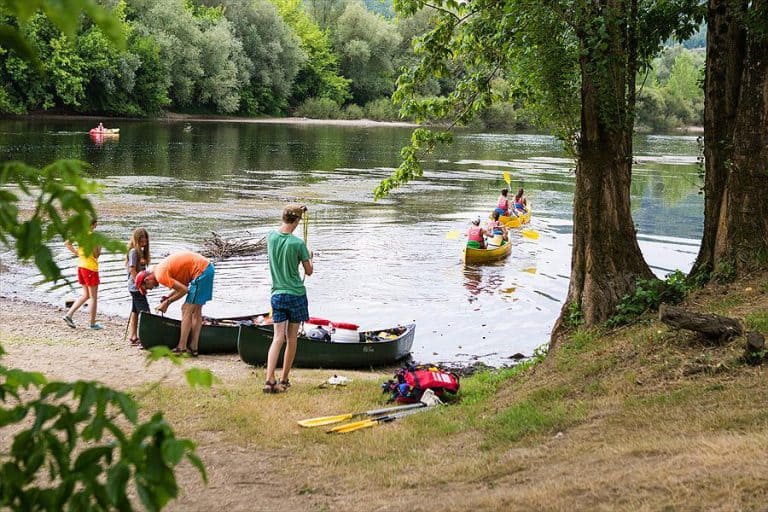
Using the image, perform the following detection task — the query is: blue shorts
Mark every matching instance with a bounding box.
[494,208,506,216]
[271,293,309,323]
[186,263,214,305]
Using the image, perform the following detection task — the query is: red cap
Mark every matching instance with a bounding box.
[135,270,149,294]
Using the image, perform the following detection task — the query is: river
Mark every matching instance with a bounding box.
[0,118,703,366]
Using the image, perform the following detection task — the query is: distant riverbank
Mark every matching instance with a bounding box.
[16,111,419,129]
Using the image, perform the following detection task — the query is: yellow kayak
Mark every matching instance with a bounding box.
[463,237,512,264]
[499,204,531,228]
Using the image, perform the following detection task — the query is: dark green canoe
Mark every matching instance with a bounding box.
[237,322,416,369]
[137,311,261,354]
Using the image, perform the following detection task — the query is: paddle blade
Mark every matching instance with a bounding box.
[521,229,539,240]
[503,171,511,185]
[327,419,376,434]
[298,413,353,428]
[446,230,461,240]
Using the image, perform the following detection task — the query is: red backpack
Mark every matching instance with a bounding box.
[382,364,460,403]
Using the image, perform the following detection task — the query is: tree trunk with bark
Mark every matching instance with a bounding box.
[692,0,768,278]
[552,2,655,342]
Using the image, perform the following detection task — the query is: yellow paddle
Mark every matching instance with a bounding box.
[298,403,425,428]
[326,405,432,434]
[521,229,539,240]
[446,230,462,240]
[503,171,511,186]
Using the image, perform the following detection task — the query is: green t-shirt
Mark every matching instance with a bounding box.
[267,230,310,296]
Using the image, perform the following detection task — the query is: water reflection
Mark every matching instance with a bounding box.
[0,120,705,366]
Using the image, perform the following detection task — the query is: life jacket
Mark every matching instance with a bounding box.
[467,225,484,243]
[497,196,509,211]
[382,364,460,403]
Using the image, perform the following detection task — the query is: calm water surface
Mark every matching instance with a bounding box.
[0,119,704,366]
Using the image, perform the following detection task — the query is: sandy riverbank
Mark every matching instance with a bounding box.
[18,111,419,129]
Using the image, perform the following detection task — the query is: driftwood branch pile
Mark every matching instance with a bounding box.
[201,232,266,260]
[659,304,743,343]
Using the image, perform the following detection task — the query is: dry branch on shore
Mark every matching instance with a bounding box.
[659,304,743,342]
[201,231,266,260]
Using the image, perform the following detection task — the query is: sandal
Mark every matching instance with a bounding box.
[188,347,199,357]
[171,346,185,355]
[279,379,291,389]
[262,380,286,394]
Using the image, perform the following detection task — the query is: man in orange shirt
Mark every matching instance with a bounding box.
[135,251,214,356]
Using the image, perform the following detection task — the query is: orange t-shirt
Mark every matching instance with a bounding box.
[154,251,209,289]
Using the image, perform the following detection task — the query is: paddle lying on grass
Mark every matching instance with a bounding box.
[327,405,432,434]
[298,402,426,428]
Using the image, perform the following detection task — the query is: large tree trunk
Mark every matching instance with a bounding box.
[552,3,655,343]
[693,0,768,277]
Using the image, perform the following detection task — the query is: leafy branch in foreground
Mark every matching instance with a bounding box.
[0,160,125,282]
[0,346,214,511]
[0,0,124,65]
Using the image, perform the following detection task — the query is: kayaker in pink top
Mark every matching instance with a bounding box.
[495,188,510,216]
[466,217,488,249]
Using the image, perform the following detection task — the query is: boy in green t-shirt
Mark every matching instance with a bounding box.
[263,204,314,393]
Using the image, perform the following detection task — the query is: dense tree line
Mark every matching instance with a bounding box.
[0,0,400,116]
[0,0,704,129]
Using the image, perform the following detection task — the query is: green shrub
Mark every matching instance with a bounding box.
[565,301,584,328]
[712,261,736,283]
[294,97,342,119]
[0,346,211,510]
[342,103,364,119]
[363,97,400,121]
[607,270,691,327]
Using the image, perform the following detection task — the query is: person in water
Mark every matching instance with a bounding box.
[466,217,489,249]
[135,251,215,356]
[514,188,528,213]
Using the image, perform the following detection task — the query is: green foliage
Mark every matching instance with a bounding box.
[637,46,705,130]
[0,347,212,511]
[220,0,306,115]
[363,97,399,120]
[294,96,343,118]
[334,1,401,105]
[373,127,452,199]
[607,270,691,327]
[0,0,125,65]
[272,0,351,106]
[342,103,364,119]
[712,261,736,284]
[565,301,584,328]
[0,160,124,282]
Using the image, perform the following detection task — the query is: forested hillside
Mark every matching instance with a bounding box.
[0,0,704,130]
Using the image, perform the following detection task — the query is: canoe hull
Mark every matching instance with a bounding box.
[238,323,415,369]
[138,311,241,354]
[463,240,512,264]
[499,209,531,228]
